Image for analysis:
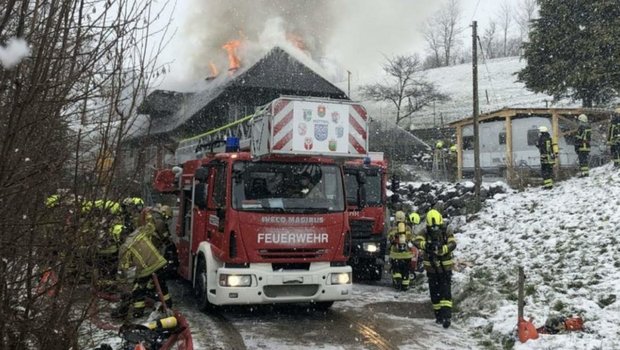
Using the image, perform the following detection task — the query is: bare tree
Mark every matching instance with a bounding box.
[497,0,513,57]
[514,0,539,42]
[422,20,442,68]
[481,21,498,59]
[421,0,462,67]
[0,1,173,349]
[360,54,448,127]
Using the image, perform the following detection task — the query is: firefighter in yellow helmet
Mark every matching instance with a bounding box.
[112,206,172,319]
[574,114,591,177]
[121,197,145,233]
[414,209,457,328]
[536,126,556,189]
[387,211,414,291]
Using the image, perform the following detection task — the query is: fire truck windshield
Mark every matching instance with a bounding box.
[232,161,345,213]
[345,168,383,206]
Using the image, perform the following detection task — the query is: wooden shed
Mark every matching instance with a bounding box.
[448,107,614,183]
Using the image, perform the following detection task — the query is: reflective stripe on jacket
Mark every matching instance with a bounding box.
[413,226,457,274]
[575,123,591,152]
[387,225,414,259]
[119,223,167,278]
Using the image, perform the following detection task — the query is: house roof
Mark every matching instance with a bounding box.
[141,46,348,140]
[448,107,615,128]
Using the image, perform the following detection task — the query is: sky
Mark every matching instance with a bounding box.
[154,0,511,92]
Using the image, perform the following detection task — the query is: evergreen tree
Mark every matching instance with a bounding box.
[517,0,620,107]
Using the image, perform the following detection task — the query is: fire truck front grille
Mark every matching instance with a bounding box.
[349,219,374,239]
[258,248,325,260]
[263,285,319,298]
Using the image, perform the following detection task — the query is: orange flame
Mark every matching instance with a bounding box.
[286,33,307,52]
[222,39,241,72]
[207,61,219,79]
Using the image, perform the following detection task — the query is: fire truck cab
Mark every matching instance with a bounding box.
[154,96,370,309]
[344,153,388,281]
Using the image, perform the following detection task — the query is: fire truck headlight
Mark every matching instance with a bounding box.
[219,274,252,287]
[330,272,351,285]
[363,242,378,253]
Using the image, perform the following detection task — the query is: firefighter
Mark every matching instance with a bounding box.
[448,144,458,182]
[121,197,145,233]
[608,110,620,167]
[414,209,456,329]
[112,207,172,319]
[574,114,591,177]
[536,126,556,189]
[90,200,124,285]
[387,211,414,291]
[152,204,178,279]
[408,212,425,275]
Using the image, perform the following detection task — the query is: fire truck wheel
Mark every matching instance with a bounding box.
[194,256,213,311]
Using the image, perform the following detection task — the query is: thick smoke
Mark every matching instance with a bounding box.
[174,0,442,90]
[183,0,335,77]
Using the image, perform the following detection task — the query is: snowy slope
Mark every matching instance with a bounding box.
[351,56,580,129]
[454,163,620,349]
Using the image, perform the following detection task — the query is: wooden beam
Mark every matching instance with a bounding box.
[505,116,513,183]
[456,125,463,181]
[551,112,560,177]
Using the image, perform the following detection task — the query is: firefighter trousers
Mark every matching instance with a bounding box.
[611,144,620,167]
[131,271,172,316]
[577,151,589,177]
[540,162,554,189]
[427,271,452,322]
[391,258,411,290]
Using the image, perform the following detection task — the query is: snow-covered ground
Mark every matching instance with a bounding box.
[453,162,620,349]
[85,164,620,349]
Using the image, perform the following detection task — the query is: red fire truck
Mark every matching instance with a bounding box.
[344,153,388,281]
[154,96,370,309]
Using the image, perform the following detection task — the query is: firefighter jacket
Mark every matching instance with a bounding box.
[119,223,167,279]
[608,118,620,145]
[537,132,556,165]
[413,225,456,274]
[387,224,414,260]
[574,123,591,152]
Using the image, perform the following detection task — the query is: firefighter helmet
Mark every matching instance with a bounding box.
[45,194,60,208]
[578,114,588,123]
[426,209,443,227]
[435,140,444,149]
[160,205,173,219]
[122,197,144,210]
[538,126,549,133]
[408,212,420,225]
[394,211,406,223]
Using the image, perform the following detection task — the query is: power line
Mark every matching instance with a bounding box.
[476,35,500,106]
[470,0,482,22]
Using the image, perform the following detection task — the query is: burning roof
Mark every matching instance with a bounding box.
[139,46,348,140]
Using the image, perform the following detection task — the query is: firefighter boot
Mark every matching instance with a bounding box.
[442,318,451,329]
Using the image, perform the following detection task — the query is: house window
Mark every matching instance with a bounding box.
[463,136,474,150]
[499,132,506,145]
[527,129,539,146]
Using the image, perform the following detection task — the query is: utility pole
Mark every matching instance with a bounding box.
[472,21,481,205]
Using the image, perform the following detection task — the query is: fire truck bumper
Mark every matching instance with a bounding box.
[210,262,352,305]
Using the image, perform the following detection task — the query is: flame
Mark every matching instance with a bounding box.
[222,39,241,72]
[207,61,219,79]
[286,33,306,51]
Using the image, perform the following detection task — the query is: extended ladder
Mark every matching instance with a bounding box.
[175,104,269,163]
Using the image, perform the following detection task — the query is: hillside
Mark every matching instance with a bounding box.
[453,163,620,349]
[354,56,581,129]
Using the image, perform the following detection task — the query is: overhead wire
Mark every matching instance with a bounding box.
[476,35,500,107]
